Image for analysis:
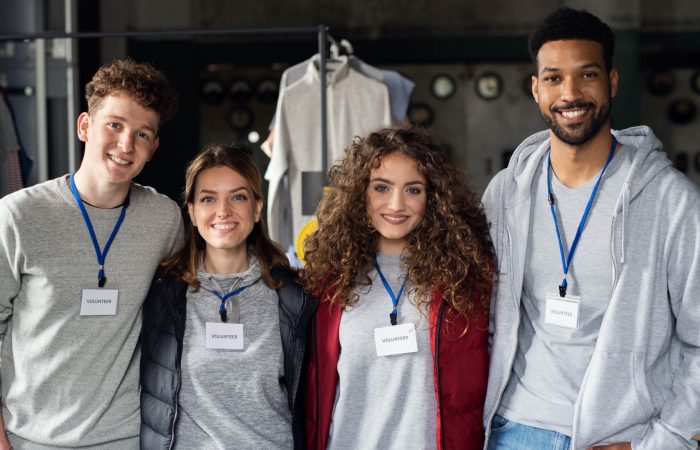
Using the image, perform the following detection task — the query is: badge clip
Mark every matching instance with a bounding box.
[559,284,567,297]
[389,310,397,326]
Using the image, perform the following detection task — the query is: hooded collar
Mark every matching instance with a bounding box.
[502,126,671,207]
[197,254,262,293]
[304,54,351,86]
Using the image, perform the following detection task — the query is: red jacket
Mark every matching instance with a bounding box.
[304,287,489,450]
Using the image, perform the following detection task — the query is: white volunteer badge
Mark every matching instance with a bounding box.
[544,293,581,329]
[205,322,244,350]
[80,289,118,315]
[374,323,418,356]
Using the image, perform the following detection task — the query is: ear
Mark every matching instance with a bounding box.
[609,68,619,98]
[254,198,263,222]
[187,202,196,227]
[77,112,90,142]
[147,137,160,162]
[531,75,540,103]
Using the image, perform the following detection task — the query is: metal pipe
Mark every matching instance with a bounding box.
[318,25,328,182]
[0,26,320,42]
[65,0,79,173]
[34,38,48,182]
[3,86,35,96]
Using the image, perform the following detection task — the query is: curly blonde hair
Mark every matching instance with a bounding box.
[303,125,493,318]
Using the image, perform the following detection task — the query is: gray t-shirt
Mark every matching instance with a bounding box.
[173,257,293,450]
[328,252,437,450]
[498,145,633,434]
[0,176,182,449]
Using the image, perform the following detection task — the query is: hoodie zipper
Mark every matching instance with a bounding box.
[570,188,626,450]
[168,281,186,450]
[168,380,180,450]
[484,217,522,443]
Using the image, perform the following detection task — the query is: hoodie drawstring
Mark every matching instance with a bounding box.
[619,180,632,264]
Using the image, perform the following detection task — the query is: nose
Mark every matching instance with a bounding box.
[560,76,583,102]
[216,201,233,217]
[117,133,135,153]
[387,189,406,211]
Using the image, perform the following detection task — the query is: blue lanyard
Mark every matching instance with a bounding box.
[69,174,130,288]
[204,283,253,323]
[375,260,407,326]
[547,137,617,297]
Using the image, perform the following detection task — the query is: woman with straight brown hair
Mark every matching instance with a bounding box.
[140,145,317,449]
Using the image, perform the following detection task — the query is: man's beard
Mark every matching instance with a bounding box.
[541,98,612,146]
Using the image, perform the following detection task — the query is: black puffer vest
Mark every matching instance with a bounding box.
[139,267,318,450]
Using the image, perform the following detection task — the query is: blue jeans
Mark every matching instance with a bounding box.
[487,414,572,450]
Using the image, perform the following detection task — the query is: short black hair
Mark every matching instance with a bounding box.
[529,7,615,72]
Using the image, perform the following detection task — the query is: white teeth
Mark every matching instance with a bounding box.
[109,155,131,165]
[382,215,408,224]
[561,110,585,119]
[212,223,236,230]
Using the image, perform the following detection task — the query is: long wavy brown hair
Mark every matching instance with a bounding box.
[160,145,290,290]
[303,125,494,318]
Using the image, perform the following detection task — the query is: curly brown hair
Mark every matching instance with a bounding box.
[159,145,290,290]
[303,125,494,318]
[85,58,178,131]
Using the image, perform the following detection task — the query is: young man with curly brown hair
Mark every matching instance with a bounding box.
[0,59,182,449]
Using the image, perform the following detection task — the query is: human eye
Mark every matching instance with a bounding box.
[107,122,121,129]
[136,131,152,141]
[582,71,599,80]
[373,183,390,193]
[232,193,248,201]
[543,75,560,84]
[199,195,215,204]
[406,186,422,195]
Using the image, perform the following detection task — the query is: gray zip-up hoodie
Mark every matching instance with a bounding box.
[481,126,700,450]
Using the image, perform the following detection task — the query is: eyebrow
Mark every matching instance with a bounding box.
[198,186,250,194]
[104,114,157,133]
[370,177,425,186]
[540,62,604,74]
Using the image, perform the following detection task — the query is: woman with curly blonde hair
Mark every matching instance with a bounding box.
[303,125,494,450]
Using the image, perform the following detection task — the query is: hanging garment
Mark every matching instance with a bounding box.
[265,55,391,252]
[0,89,23,197]
[274,55,414,124]
[0,87,32,191]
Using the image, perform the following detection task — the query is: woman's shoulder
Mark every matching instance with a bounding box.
[147,272,189,303]
[270,266,320,315]
[270,265,299,283]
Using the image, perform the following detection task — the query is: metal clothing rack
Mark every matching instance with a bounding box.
[0,25,337,182]
[1,86,35,96]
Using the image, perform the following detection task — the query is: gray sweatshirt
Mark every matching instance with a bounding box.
[0,176,183,448]
[482,126,700,450]
[265,55,391,250]
[173,258,293,449]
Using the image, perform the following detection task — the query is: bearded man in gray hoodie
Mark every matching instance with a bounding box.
[482,7,700,450]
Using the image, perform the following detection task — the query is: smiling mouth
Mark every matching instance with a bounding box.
[382,214,409,224]
[553,101,593,120]
[108,154,132,166]
[212,223,237,230]
[560,109,587,119]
